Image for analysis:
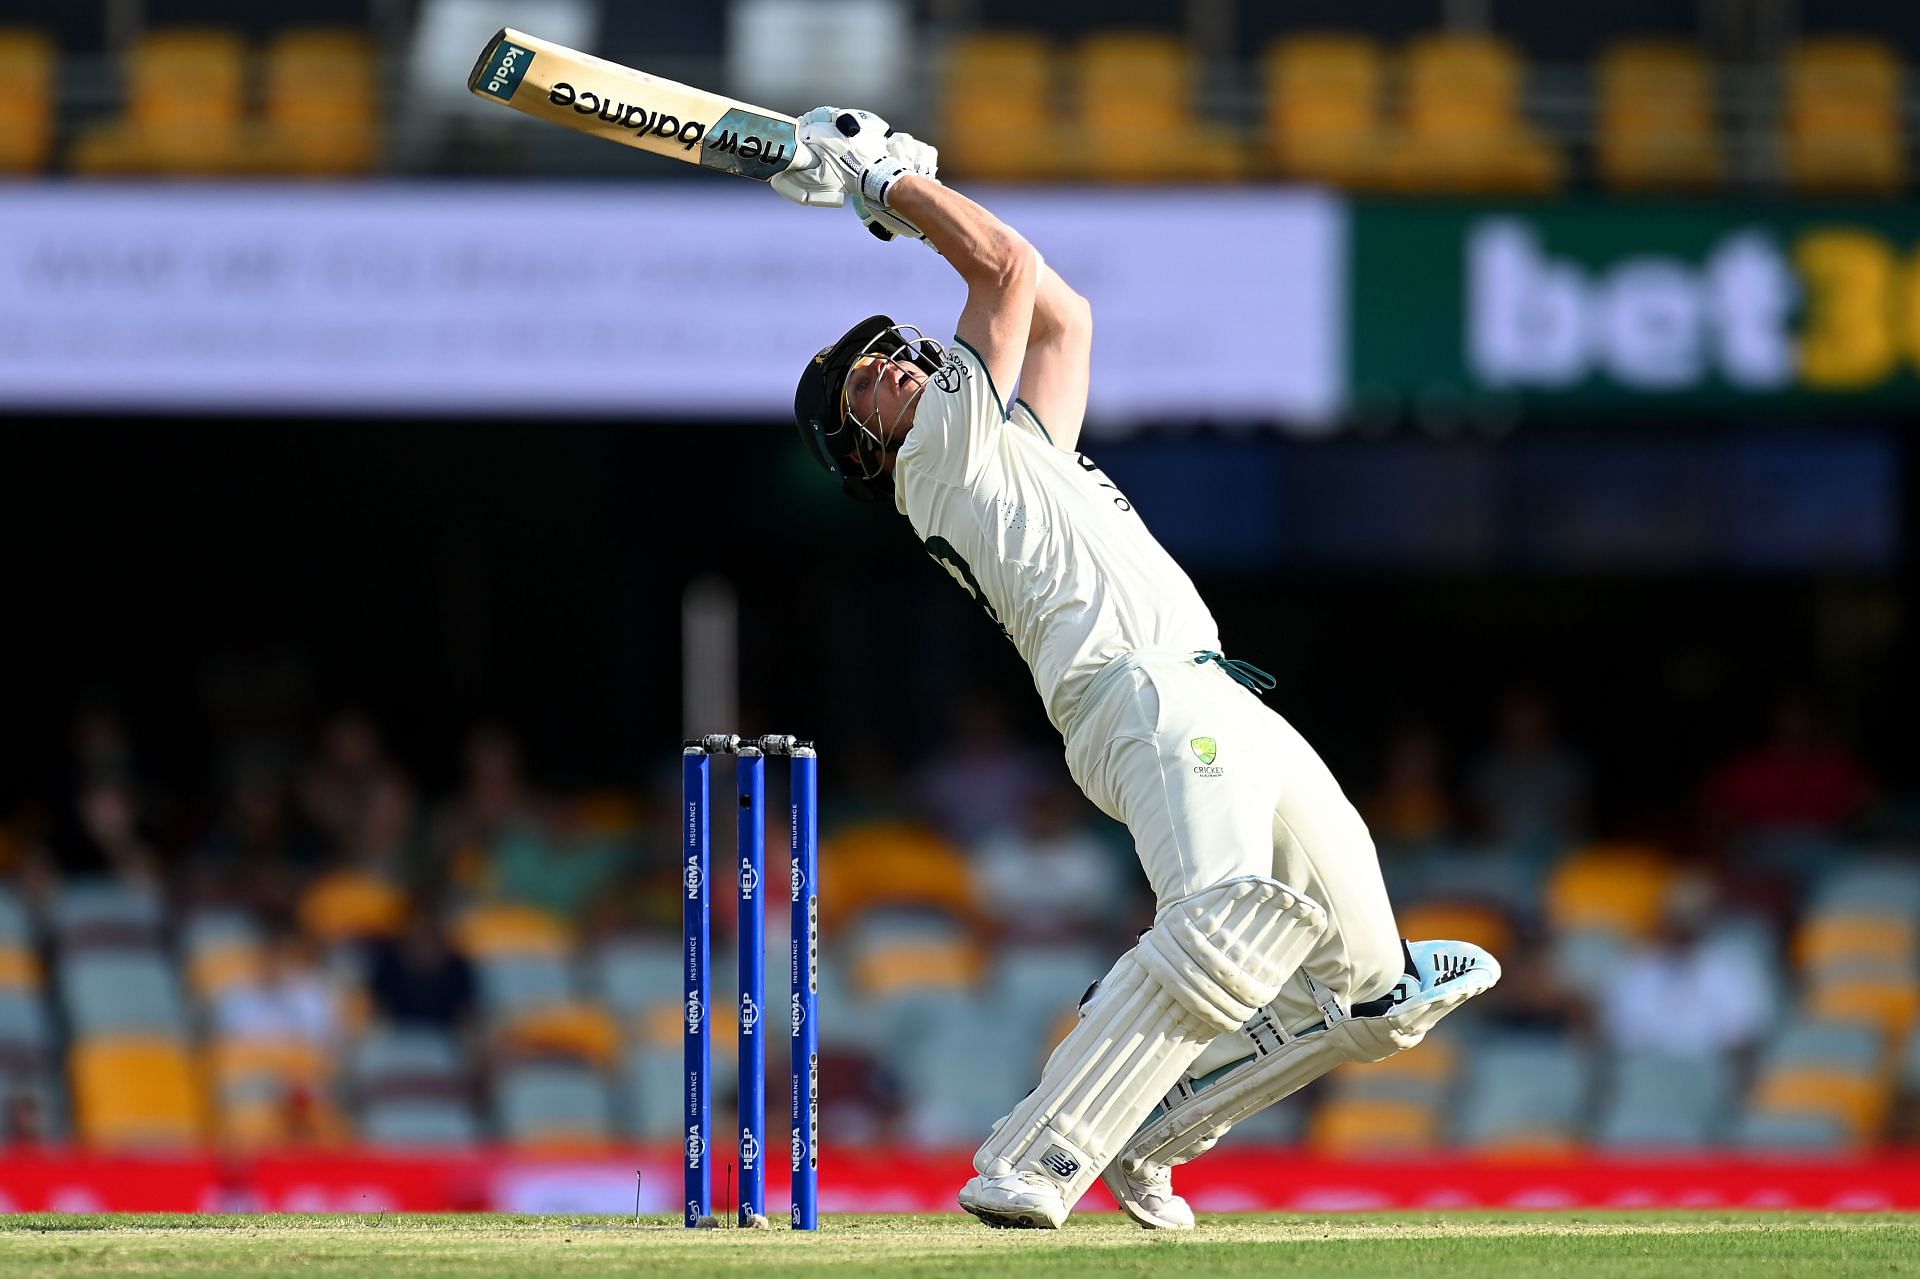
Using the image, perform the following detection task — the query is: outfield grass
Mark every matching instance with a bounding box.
[0,1212,1914,1279]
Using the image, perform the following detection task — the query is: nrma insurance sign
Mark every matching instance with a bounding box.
[1351,203,1920,413]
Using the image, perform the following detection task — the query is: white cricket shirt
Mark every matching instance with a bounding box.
[893,338,1221,739]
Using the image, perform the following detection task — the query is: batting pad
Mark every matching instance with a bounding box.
[1121,940,1501,1171]
[974,878,1326,1206]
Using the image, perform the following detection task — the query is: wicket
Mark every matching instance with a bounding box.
[683,733,819,1230]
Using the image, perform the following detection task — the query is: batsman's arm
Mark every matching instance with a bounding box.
[887,176,1038,404]
[1015,266,1092,452]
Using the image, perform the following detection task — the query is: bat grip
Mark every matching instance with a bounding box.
[786,139,818,174]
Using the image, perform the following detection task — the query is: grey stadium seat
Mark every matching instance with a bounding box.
[58,951,187,1038]
[1453,1033,1594,1147]
[496,1062,614,1144]
[1595,1051,1732,1149]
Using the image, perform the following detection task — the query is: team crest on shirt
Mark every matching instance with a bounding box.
[1190,737,1223,777]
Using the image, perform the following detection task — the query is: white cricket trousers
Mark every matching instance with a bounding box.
[1064,650,1403,1033]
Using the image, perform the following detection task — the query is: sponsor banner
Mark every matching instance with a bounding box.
[0,185,1343,434]
[1351,202,1920,414]
[1,1148,1917,1213]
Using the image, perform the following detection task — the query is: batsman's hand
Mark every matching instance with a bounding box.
[771,106,890,207]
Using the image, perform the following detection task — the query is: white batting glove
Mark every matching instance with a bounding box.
[772,107,890,207]
[769,164,846,208]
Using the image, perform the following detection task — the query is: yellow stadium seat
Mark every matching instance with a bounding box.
[257,29,379,177]
[456,902,573,959]
[1070,32,1243,182]
[71,28,249,176]
[72,1036,207,1147]
[0,29,56,173]
[818,821,977,928]
[297,870,409,943]
[937,32,1062,181]
[1395,902,1513,960]
[1343,1034,1458,1086]
[1262,35,1388,187]
[1310,1096,1440,1152]
[1544,843,1675,939]
[0,944,42,991]
[1751,1064,1890,1141]
[1387,33,1562,194]
[640,998,736,1054]
[1807,976,1920,1041]
[498,1002,622,1066]
[207,1037,341,1148]
[1784,37,1904,194]
[187,942,265,1001]
[1597,40,1722,191]
[1797,914,1917,973]
[852,935,986,998]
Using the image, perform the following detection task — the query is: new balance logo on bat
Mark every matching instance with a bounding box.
[549,83,710,149]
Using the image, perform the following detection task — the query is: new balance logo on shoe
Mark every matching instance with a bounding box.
[1434,953,1479,986]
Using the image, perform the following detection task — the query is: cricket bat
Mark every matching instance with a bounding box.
[467,28,814,183]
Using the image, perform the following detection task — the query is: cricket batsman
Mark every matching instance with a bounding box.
[778,110,1501,1230]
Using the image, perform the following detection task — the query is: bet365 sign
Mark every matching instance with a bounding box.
[1350,204,1920,413]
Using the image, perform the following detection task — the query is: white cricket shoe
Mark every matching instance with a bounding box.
[1099,1156,1194,1230]
[958,1171,1070,1229]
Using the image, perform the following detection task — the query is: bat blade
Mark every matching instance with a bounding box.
[467,28,811,181]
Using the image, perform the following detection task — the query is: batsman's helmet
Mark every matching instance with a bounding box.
[792,314,944,503]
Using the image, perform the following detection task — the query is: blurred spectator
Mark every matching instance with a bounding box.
[339,774,424,883]
[1,1087,44,1148]
[486,804,630,921]
[1480,935,1585,1036]
[1469,688,1590,853]
[1363,723,1454,849]
[299,710,403,852]
[914,696,1046,844]
[1699,692,1875,837]
[70,695,135,784]
[51,775,161,884]
[193,758,321,907]
[971,782,1133,944]
[215,930,341,1051]
[435,726,539,860]
[1598,875,1769,1060]
[366,913,476,1031]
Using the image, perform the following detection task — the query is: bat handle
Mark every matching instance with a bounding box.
[786,139,818,174]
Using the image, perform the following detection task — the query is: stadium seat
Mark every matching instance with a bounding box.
[1805,970,1920,1041]
[0,29,55,174]
[496,1001,621,1067]
[1748,1066,1889,1145]
[182,910,266,1002]
[258,29,379,176]
[846,912,986,999]
[364,1098,482,1147]
[59,951,188,1039]
[1311,1096,1442,1153]
[1069,32,1243,182]
[495,1061,614,1149]
[456,902,573,959]
[1596,40,1722,191]
[936,32,1062,181]
[1386,33,1562,194]
[1261,34,1388,187]
[1394,901,1514,960]
[986,942,1108,1045]
[0,941,41,993]
[1594,1051,1732,1149]
[1735,1109,1854,1150]
[1812,860,1920,916]
[590,936,681,1019]
[51,879,165,951]
[476,954,576,1015]
[71,1035,206,1147]
[819,821,978,926]
[1545,843,1674,940]
[208,1037,339,1148]
[1783,37,1904,195]
[1796,914,1916,972]
[351,1028,482,1147]
[297,870,408,944]
[70,28,249,176]
[1453,1033,1593,1150]
[0,989,51,1070]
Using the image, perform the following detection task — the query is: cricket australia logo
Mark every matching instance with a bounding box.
[1190,737,1223,777]
[740,858,759,900]
[684,856,702,899]
[933,353,967,393]
[685,1126,705,1168]
[740,1129,760,1171]
[740,991,760,1035]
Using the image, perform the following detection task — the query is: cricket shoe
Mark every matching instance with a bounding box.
[1354,938,1503,1029]
[1099,1156,1194,1230]
[957,1171,1069,1229]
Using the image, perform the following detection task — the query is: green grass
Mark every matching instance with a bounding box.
[0,1212,1914,1279]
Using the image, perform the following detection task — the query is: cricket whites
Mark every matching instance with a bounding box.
[467,28,814,182]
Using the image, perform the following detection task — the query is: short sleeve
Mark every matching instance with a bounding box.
[895,337,1008,486]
